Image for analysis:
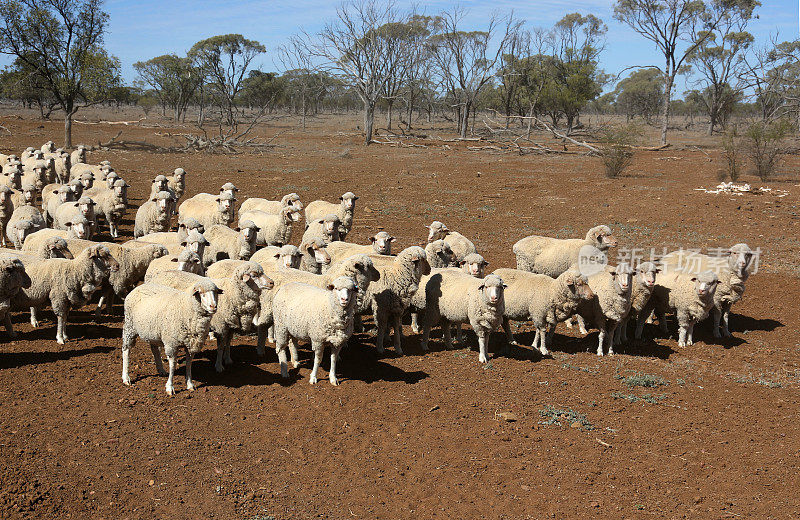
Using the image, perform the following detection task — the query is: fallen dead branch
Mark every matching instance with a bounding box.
[74,117,147,126]
[0,123,10,135]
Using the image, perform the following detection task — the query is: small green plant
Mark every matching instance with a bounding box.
[720,128,742,182]
[745,119,791,180]
[621,371,668,388]
[597,124,641,178]
[611,392,666,404]
[538,405,594,430]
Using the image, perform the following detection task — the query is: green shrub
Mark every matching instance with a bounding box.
[720,128,742,182]
[745,119,791,180]
[597,124,641,178]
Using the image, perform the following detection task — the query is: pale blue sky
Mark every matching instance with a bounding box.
[5,0,800,93]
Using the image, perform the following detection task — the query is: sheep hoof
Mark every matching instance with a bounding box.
[478,354,488,363]
[712,330,721,339]
[122,377,131,386]
[596,350,604,357]
[292,361,301,369]
[329,377,339,386]
[186,382,196,392]
[608,350,615,357]
[165,385,175,396]
[214,363,224,373]
[224,356,233,365]
[677,341,686,347]
[395,348,404,356]
[7,331,17,339]
[56,337,65,345]
[309,376,318,385]
[722,330,731,338]
[538,347,550,356]
[30,319,39,328]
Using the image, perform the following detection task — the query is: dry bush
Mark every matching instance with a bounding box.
[597,124,641,178]
[719,128,742,182]
[745,119,791,180]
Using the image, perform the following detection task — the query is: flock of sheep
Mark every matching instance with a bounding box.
[0,140,756,395]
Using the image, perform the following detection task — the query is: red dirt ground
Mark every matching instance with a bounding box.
[0,110,799,519]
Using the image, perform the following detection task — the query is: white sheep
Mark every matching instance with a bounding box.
[144,248,205,281]
[358,246,430,356]
[42,184,77,226]
[272,277,358,385]
[19,235,74,259]
[202,220,259,265]
[426,221,477,263]
[0,186,14,247]
[325,231,396,262]
[84,179,128,238]
[299,238,332,274]
[134,191,172,238]
[418,272,506,363]
[659,244,753,338]
[0,254,31,338]
[177,190,237,231]
[167,168,186,201]
[43,150,71,183]
[2,161,22,190]
[10,183,38,210]
[305,192,357,239]
[493,267,594,356]
[70,145,87,166]
[135,219,205,254]
[613,261,659,345]
[424,239,458,269]
[6,204,46,249]
[570,263,634,356]
[636,270,719,347]
[301,214,341,246]
[513,225,617,278]
[240,193,303,214]
[11,244,118,343]
[121,279,222,395]
[54,196,97,238]
[250,244,302,272]
[239,207,301,247]
[149,262,273,373]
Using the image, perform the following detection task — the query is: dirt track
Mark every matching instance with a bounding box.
[0,111,799,519]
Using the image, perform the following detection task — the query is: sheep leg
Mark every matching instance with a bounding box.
[656,308,668,334]
[721,305,732,337]
[537,327,550,356]
[149,342,167,376]
[477,331,489,364]
[329,346,341,386]
[165,355,177,395]
[267,325,275,343]
[3,314,17,338]
[606,323,618,356]
[223,330,234,366]
[289,338,300,368]
[121,336,134,386]
[56,312,68,344]
[576,315,588,335]
[354,314,364,333]
[256,324,267,357]
[442,319,453,350]
[454,323,463,344]
[95,287,113,319]
[309,344,323,385]
[711,307,723,338]
[420,322,431,351]
[502,317,516,345]
[596,328,606,357]
[410,312,421,334]
[687,321,695,346]
[375,314,388,354]
[185,352,196,392]
[392,314,404,356]
[214,330,228,373]
[29,307,39,328]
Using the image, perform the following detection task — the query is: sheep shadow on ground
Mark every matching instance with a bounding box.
[730,313,782,334]
[189,344,289,388]
[0,344,114,370]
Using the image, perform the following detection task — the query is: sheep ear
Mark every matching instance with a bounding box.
[483,261,490,266]
[235,226,241,232]
[353,196,359,200]
[326,283,335,290]
[458,260,466,267]
[64,221,72,227]
[241,273,251,282]
[339,196,343,201]
[503,284,508,288]
[273,253,281,259]
[389,236,396,242]
[170,258,179,262]
[369,236,376,243]
[215,197,221,202]
[610,270,617,278]
[478,284,485,291]
[690,277,697,282]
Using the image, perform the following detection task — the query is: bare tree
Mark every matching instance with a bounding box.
[429,7,519,138]
[279,36,327,130]
[614,0,729,145]
[742,38,800,125]
[304,0,415,145]
[0,0,120,147]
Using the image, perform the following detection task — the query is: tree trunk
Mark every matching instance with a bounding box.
[660,73,674,146]
[301,95,307,130]
[386,100,393,130]
[459,102,471,138]
[64,109,74,149]
[363,101,375,145]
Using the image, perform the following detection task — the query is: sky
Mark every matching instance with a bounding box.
[3,0,800,94]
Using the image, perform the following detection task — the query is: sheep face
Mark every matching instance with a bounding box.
[113,180,128,199]
[182,230,209,257]
[175,251,203,274]
[67,220,90,239]
[692,271,719,299]
[216,195,234,213]
[610,262,634,295]
[283,193,302,210]
[428,240,457,268]
[461,254,488,278]
[70,181,84,198]
[105,172,120,188]
[328,276,357,308]
[340,192,358,211]
[727,243,753,278]
[322,214,339,234]
[90,245,120,273]
[191,281,222,315]
[13,221,35,247]
[21,185,37,204]
[479,275,506,306]
[76,198,95,218]
[57,188,73,204]
[0,187,10,204]
[308,242,330,267]
[237,263,274,291]
[408,248,431,277]
[588,225,617,251]
[370,231,395,255]
[4,170,21,189]
[3,258,31,290]
[426,221,449,242]
[152,175,168,192]
[219,183,239,198]
[636,262,659,288]
[564,271,594,301]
